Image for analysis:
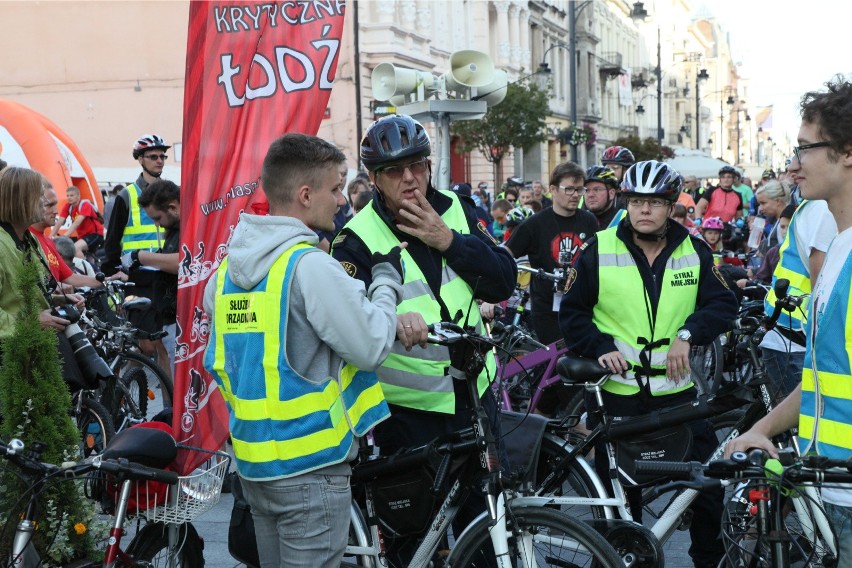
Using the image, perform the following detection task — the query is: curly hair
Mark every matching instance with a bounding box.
[800,77,852,159]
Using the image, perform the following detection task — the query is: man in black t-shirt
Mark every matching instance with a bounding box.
[505,162,597,345]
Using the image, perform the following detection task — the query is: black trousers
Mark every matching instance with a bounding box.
[585,387,725,568]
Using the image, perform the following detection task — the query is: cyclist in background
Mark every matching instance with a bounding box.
[600,145,636,184]
[694,165,744,223]
[560,160,737,568]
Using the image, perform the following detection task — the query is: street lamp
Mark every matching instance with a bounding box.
[630,3,662,148]
[694,68,709,150]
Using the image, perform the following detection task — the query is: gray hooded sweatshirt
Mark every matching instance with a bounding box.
[203,213,402,477]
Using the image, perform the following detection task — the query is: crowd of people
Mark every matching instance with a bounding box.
[1,76,851,568]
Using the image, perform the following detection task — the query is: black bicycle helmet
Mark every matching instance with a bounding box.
[585,165,619,189]
[601,146,636,167]
[718,165,739,178]
[360,115,431,171]
[132,134,170,159]
[621,160,682,201]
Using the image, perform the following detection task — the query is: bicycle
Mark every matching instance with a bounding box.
[1,426,228,567]
[636,448,850,567]
[526,279,806,565]
[342,321,622,568]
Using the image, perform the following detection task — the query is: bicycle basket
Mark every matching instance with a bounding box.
[111,445,230,524]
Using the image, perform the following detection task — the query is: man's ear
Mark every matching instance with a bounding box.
[296,184,312,207]
[168,200,180,215]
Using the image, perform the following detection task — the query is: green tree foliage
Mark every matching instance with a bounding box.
[0,260,97,563]
[451,76,550,173]
[611,135,674,162]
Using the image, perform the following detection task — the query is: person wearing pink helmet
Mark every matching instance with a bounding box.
[700,216,725,252]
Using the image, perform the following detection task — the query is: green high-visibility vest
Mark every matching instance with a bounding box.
[593,228,700,396]
[340,191,495,413]
[121,183,162,252]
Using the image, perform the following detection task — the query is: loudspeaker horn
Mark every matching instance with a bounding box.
[371,63,436,102]
[443,50,495,93]
[476,69,508,107]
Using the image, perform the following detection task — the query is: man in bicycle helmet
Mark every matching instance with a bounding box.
[600,145,636,183]
[582,164,623,230]
[332,114,516,565]
[694,165,744,223]
[101,134,173,375]
[562,159,737,568]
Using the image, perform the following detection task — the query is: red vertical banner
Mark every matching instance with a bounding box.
[174,1,345,472]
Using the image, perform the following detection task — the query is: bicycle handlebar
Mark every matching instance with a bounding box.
[1,438,178,485]
[516,265,565,283]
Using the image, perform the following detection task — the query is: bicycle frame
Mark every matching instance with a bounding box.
[494,339,568,413]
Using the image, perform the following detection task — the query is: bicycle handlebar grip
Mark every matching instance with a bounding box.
[633,460,695,478]
[99,459,179,485]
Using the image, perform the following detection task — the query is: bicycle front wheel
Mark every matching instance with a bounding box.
[109,351,174,427]
[449,505,622,568]
[75,395,116,456]
[127,521,205,567]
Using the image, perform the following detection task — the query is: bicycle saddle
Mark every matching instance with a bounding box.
[123,296,152,312]
[557,356,609,385]
[101,425,177,469]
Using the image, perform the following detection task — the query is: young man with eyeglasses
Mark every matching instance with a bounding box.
[332,114,515,565]
[582,164,623,231]
[504,161,597,346]
[562,160,737,568]
[102,134,172,372]
[727,79,852,566]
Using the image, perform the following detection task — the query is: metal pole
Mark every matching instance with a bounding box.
[695,77,700,150]
[569,3,578,163]
[735,108,741,165]
[719,97,724,160]
[656,26,663,148]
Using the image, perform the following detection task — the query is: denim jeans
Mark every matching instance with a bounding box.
[824,502,852,568]
[240,472,351,568]
[760,347,804,402]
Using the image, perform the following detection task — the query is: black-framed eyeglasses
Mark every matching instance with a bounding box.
[377,158,429,179]
[626,197,669,208]
[144,154,168,161]
[557,185,586,195]
[793,141,831,162]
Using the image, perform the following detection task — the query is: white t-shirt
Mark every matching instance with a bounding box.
[761,201,837,353]
[808,226,852,506]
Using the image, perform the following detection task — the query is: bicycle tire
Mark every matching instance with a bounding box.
[341,501,376,568]
[127,521,205,567]
[448,504,622,567]
[535,433,609,522]
[109,351,174,426]
[75,396,116,456]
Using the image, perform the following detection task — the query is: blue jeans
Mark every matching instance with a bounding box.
[760,347,804,402]
[240,472,351,568]
[824,502,852,568]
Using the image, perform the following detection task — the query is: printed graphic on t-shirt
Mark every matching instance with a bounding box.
[550,231,588,266]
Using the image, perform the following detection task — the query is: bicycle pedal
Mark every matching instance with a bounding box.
[677,509,693,531]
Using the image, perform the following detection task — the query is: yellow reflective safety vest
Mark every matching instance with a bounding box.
[799,252,852,460]
[608,209,627,229]
[764,200,814,334]
[341,191,495,413]
[204,243,390,480]
[594,228,700,396]
[122,183,162,252]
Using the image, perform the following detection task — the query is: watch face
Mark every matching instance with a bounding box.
[678,331,691,341]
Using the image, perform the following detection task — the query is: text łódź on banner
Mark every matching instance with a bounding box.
[174,1,345,473]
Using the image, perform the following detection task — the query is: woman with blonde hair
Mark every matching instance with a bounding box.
[754,179,792,251]
[0,167,79,339]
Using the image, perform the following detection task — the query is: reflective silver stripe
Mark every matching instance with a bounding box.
[389,342,450,362]
[441,265,457,286]
[401,280,432,302]
[607,373,689,393]
[668,252,701,271]
[377,366,454,393]
[598,252,636,267]
[614,338,668,367]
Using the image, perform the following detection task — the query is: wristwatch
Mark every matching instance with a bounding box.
[676,328,692,344]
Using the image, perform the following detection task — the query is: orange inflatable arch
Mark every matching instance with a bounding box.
[0,99,102,216]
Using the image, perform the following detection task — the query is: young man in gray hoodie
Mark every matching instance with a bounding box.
[203,133,421,568]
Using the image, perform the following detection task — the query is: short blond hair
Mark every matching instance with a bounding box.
[0,167,45,226]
